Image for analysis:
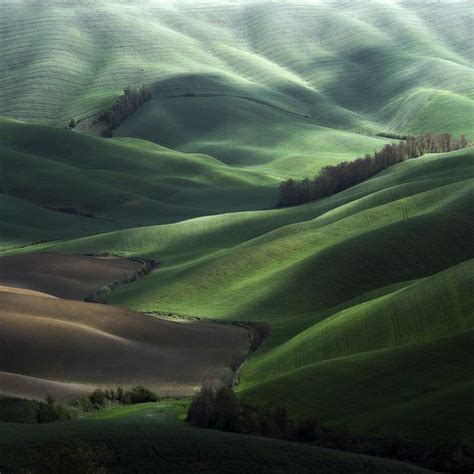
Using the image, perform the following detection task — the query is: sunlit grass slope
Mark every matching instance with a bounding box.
[0,0,472,165]
[11,148,474,446]
[0,116,277,250]
[115,94,389,179]
[0,402,435,473]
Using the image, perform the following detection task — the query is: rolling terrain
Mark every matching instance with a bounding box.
[1,1,472,133]
[0,402,435,473]
[0,253,249,401]
[0,0,472,178]
[0,116,279,251]
[11,147,473,448]
[0,1,473,471]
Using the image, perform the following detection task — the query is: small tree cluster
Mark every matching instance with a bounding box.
[0,396,72,423]
[77,386,158,411]
[187,382,321,441]
[278,133,470,207]
[100,86,152,132]
[36,395,71,423]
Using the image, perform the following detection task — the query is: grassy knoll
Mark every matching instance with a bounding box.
[0,401,434,473]
[9,147,473,447]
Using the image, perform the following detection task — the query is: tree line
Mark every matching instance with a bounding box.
[187,382,474,473]
[278,133,469,207]
[99,86,152,133]
[0,386,159,424]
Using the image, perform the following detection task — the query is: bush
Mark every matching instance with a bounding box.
[90,389,106,407]
[68,118,77,128]
[34,396,71,423]
[214,386,241,432]
[122,386,158,404]
[187,382,216,428]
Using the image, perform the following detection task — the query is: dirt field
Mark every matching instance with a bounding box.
[0,284,249,401]
[0,253,142,300]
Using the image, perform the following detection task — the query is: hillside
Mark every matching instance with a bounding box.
[0,116,280,251]
[0,402,435,473]
[0,254,249,401]
[12,147,473,447]
[0,0,472,169]
[1,1,472,131]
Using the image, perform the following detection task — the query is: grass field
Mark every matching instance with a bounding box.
[0,0,472,185]
[0,401,435,473]
[11,147,473,447]
[1,0,472,136]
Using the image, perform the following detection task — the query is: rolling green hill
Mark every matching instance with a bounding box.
[0,116,280,251]
[0,0,472,171]
[9,147,474,447]
[0,401,435,473]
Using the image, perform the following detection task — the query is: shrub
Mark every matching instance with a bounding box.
[35,397,71,423]
[187,382,216,428]
[122,386,158,404]
[90,389,106,406]
[68,118,77,128]
[214,386,241,432]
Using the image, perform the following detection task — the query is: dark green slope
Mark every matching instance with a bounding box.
[0,116,277,251]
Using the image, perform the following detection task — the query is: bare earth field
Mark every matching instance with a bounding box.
[0,254,249,401]
[0,253,142,300]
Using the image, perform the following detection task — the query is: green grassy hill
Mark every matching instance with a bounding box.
[0,1,472,165]
[10,147,474,447]
[0,116,279,251]
[0,401,435,473]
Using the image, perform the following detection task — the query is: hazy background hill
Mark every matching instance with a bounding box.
[1,1,472,150]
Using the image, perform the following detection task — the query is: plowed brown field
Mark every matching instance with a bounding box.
[0,253,142,300]
[0,255,249,401]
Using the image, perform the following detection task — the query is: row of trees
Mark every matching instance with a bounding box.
[187,382,474,473]
[99,86,152,132]
[278,133,469,207]
[0,386,160,424]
